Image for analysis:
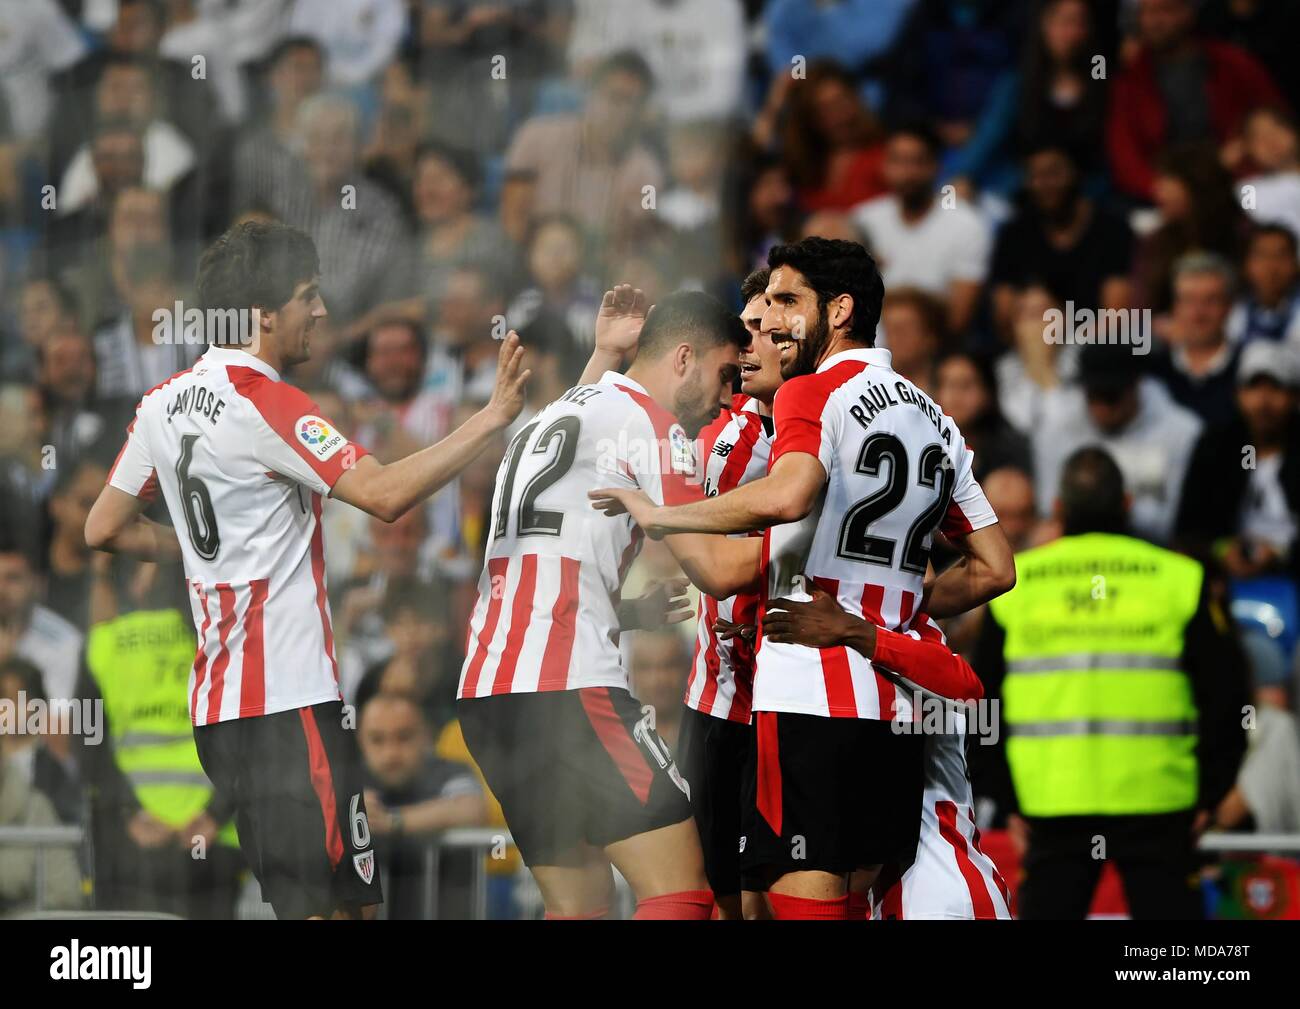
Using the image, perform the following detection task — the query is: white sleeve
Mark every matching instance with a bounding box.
[106,409,157,499]
[941,438,998,537]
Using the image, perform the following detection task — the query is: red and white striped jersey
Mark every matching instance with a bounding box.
[458,372,704,698]
[106,346,369,724]
[873,613,1011,919]
[755,347,996,720]
[685,394,771,723]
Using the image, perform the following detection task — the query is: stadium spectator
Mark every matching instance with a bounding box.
[1132,144,1246,315]
[1033,342,1202,544]
[0,544,83,709]
[1016,0,1111,176]
[880,287,945,394]
[0,745,83,913]
[230,36,326,218]
[567,0,746,124]
[44,121,147,270]
[660,121,730,288]
[1106,0,1284,201]
[500,50,663,252]
[91,244,196,401]
[271,93,409,327]
[0,389,59,562]
[990,143,1134,340]
[0,657,82,825]
[1175,339,1300,582]
[721,145,795,278]
[776,61,886,214]
[852,123,991,335]
[8,276,79,383]
[0,0,86,143]
[1150,251,1244,428]
[630,629,693,750]
[1227,223,1300,346]
[1239,106,1300,241]
[881,0,1022,187]
[360,319,453,450]
[285,0,408,89]
[934,349,1033,483]
[423,265,509,418]
[358,690,488,919]
[981,466,1040,553]
[505,215,601,356]
[44,460,111,628]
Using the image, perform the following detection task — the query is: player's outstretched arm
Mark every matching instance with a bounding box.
[589,452,825,537]
[84,486,183,561]
[764,584,984,703]
[664,533,763,601]
[332,332,530,522]
[921,523,1016,618]
[578,284,648,385]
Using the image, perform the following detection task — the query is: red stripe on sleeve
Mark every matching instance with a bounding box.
[228,366,370,489]
[299,706,345,869]
[537,556,580,691]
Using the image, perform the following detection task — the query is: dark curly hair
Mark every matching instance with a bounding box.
[196,221,320,319]
[767,237,884,345]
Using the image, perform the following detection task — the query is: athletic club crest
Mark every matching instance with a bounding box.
[354,850,375,885]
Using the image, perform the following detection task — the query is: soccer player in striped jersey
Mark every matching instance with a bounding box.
[84,221,530,919]
[763,587,1013,919]
[591,238,1016,919]
[456,290,761,920]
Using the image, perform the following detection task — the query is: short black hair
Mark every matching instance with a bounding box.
[1248,221,1299,258]
[741,267,771,305]
[366,317,428,361]
[886,121,942,159]
[636,289,746,360]
[0,656,46,703]
[591,50,654,92]
[767,236,884,344]
[196,220,319,316]
[1059,446,1127,535]
[415,140,482,193]
[268,34,324,69]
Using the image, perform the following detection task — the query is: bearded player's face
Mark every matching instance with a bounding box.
[763,266,829,380]
[268,276,326,366]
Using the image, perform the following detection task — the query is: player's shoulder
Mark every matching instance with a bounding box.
[775,356,871,415]
[606,376,678,437]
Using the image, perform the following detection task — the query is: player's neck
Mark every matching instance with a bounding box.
[816,332,870,369]
[622,361,673,412]
[227,342,286,378]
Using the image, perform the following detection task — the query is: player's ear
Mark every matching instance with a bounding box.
[674,342,693,375]
[829,293,854,332]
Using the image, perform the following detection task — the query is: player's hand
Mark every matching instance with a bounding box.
[764,582,866,649]
[588,487,663,536]
[1007,813,1030,858]
[713,617,756,643]
[621,577,692,630]
[127,810,175,849]
[483,331,531,429]
[594,284,649,360]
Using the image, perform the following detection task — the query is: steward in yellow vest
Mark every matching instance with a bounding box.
[973,447,1248,919]
[77,570,244,918]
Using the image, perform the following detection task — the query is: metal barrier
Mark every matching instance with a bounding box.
[7,823,1300,918]
[0,824,84,913]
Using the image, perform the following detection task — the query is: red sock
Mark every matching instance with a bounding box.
[633,889,714,920]
[545,907,609,920]
[847,891,872,920]
[767,892,850,920]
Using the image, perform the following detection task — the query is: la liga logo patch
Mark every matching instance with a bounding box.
[296,414,347,462]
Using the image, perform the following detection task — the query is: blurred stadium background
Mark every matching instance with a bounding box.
[2,0,1300,919]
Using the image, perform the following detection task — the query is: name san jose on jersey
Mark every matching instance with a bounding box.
[686,394,771,723]
[756,347,997,721]
[458,372,705,698]
[108,345,367,724]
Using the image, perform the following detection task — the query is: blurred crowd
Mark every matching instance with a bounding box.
[3,0,1300,917]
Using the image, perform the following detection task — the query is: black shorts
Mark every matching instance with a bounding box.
[676,704,752,897]
[740,711,924,878]
[458,687,694,867]
[193,699,382,918]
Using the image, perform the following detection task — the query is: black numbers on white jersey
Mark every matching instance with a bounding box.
[493,415,581,540]
[176,434,220,560]
[837,434,954,575]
